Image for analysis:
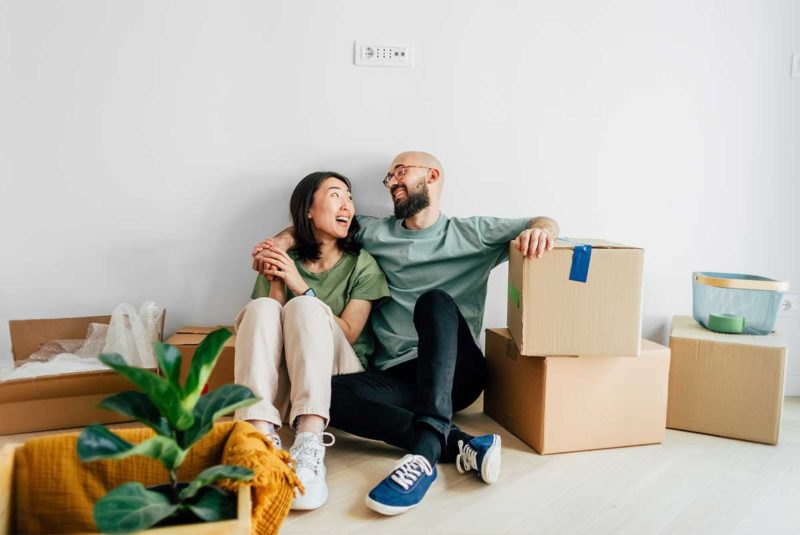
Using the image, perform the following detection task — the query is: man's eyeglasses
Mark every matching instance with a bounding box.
[382,165,433,188]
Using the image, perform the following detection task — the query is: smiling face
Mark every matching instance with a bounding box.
[307,176,355,240]
[386,161,430,219]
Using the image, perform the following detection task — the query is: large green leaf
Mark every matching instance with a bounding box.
[78,424,187,472]
[98,391,171,437]
[181,328,232,411]
[178,384,259,449]
[99,353,195,431]
[186,486,237,523]
[94,482,178,533]
[154,342,182,388]
[78,423,132,461]
[179,464,254,500]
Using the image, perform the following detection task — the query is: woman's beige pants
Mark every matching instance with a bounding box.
[233,296,364,429]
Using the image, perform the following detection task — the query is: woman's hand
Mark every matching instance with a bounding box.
[258,245,309,296]
[252,227,295,280]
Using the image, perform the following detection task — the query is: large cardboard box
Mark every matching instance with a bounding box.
[508,239,643,357]
[484,328,670,454]
[166,326,236,393]
[667,316,787,445]
[1,315,162,436]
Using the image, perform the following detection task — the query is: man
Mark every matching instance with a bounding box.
[253,151,558,514]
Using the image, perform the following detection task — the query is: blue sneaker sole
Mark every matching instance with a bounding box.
[365,494,421,516]
[480,434,502,484]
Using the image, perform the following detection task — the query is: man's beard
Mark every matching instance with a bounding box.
[392,182,431,219]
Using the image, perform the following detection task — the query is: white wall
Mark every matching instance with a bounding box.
[2,1,799,392]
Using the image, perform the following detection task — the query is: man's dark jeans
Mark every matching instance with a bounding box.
[329,289,485,462]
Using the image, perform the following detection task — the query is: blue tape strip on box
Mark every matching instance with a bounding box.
[559,238,592,283]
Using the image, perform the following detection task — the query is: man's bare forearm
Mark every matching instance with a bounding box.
[529,216,559,238]
[274,225,296,248]
[252,226,297,276]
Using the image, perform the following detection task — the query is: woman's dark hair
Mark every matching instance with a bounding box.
[289,171,362,262]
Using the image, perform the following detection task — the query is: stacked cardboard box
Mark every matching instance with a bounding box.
[667,315,787,444]
[165,326,236,394]
[485,239,671,454]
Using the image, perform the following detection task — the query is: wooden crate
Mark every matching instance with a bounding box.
[0,444,251,535]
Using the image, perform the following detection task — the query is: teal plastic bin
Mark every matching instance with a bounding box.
[692,272,789,334]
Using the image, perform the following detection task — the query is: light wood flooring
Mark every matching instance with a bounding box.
[2,398,799,535]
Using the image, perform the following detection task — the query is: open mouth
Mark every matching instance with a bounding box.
[335,215,350,227]
[392,187,407,200]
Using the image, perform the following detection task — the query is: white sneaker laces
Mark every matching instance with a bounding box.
[456,439,478,474]
[292,432,335,475]
[390,454,434,490]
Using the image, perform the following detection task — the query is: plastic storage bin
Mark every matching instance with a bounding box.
[692,272,789,335]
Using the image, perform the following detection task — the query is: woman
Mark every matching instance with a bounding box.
[234,171,389,511]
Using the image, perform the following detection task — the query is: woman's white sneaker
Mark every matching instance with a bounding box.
[290,431,335,510]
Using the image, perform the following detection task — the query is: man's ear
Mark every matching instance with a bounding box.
[428,168,440,183]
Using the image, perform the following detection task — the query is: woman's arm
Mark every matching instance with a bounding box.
[268,279,288,306]
[333,299,372,345]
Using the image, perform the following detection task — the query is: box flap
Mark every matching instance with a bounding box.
[552,238,641,250]
[167,328,235,348]
[176,326,218,334]
[486,328,512,341]
[9,316,111,362]
[670,316,786,348]
[166,333,206,347]
[9,312,166,362]
[0,367,158,403]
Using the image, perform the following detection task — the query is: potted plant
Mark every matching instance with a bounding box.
[77,327,260,533]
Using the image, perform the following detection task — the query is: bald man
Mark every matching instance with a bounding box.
[252,151,558,514]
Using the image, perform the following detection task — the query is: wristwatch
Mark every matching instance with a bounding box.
[302,287,317,298]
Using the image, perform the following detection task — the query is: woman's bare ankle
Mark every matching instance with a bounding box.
[296,414,325,434]
[248,419,277,436]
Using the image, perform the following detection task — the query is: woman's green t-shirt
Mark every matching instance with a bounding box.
[251,248,390,368]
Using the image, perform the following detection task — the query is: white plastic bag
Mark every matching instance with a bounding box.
[102,301,164,368]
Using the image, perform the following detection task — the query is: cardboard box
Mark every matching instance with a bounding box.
[507,239,643,357]
[1,315,163,436]
[667,316,787,445]
[0,443,251,535]
[484,328,670,454]
[166,326,235,393]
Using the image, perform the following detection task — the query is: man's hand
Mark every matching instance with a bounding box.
[515,227,554,258]
[252,235,293,280]
[255,245,308,295]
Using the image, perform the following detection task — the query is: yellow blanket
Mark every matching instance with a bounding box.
[13,421,301,534]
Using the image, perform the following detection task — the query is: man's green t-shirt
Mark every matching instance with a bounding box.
[355,214,530,370]
[251,248,390,368]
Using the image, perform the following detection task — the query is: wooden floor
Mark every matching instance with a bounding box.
[2,398,799,535]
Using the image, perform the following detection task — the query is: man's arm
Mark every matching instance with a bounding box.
[251,226,296,277]
[515,216,559,258]
[529,216,559,237]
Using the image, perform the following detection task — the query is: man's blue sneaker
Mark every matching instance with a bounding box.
[365,454,437,515]
[456,433,501,484]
